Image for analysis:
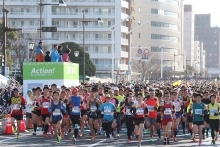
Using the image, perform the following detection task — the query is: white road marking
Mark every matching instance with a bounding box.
[0,133,30,142]
[87,140,105,147]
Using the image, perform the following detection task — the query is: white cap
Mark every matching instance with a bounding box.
[113,87,119,91]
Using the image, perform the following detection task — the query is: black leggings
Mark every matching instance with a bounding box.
[209,119,219,139]
[126,119,134,140]
[103,121,113,138]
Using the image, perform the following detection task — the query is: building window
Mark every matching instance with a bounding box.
[138,33,140,38]
[151,34,179,42]
[151,46,178,54]
[151,21,178,30]
[151,8,178,18]
[138,7,141,12]
[151,0,179,6]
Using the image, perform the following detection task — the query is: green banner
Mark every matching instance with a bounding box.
[23,62,79,80]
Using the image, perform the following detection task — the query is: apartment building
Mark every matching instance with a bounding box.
[131,0,185,78]
[1,0,131,79]
[195,14,220,77]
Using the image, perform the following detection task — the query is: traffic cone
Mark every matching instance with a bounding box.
[20,120,26,132]
[4,114,13,135]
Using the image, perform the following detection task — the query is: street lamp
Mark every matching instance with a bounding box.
[127,20,150,82]
[159,38,175,79]
[74,51,79,57]
[39,0,66,41]
[109,14,134,83]
[81,10,103,84]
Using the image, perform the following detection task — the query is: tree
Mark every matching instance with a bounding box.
[60,42,96,77]
[0,21,18,72]
[185,65,195,77]
[10,33,50,75]
[132,53,171,80]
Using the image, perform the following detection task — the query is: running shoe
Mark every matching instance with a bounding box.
[32,132,36,136]
[212,139,216,145]
[149,137,153,142]
[127,140,131,144]
[64,132,68,136]
[16,134,19,139]
[56,135,61,144]
[163,138,167,145]
[198,141,202,146]
[167,138,169,145]
[91,136,96,141]
[173,137,177,142]
[105,138,110,142]
[43,133,48,138]
[72,135,76,144]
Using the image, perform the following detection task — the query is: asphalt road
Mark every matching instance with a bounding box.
[0,128,219,147]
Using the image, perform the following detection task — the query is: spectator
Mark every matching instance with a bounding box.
[3,87,14,106]
[51,44,60,62]
[62,45,71,62]
[35,42,44,62]
[44,51,51,62]
[58,46,63,62]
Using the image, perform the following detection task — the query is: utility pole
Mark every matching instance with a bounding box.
[2,0,8,76]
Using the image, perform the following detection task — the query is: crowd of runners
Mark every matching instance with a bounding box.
[7,80,220,146]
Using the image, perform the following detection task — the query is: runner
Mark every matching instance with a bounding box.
[9,88,26,138]
[131,92,148,147]
[25,89,34,131]
[69,88,82,144]
[145,89,158,142]
[161,92,175,145]
[41,86,51,137]
[50,91,65,144]
[191,93,206,146]
[171,90,182,142]
[121,93,134,143]
[201,91,211,139]
[208,94,219,145]
[155,92,163,141]
[99,94,116,142]
[31,87,42,136]
[87,87,102,140]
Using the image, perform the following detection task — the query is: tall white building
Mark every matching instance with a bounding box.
[184,5,195,66]
[1,0,131,79]
[131,0,185,78]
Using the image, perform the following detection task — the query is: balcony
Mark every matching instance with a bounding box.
[119,64,128,70]
[121,26,128,33]
[88,51,111,59]
[53,37,111,44]
[121,13,128,20]
[121,51,128,58]
[56,25,111,31]
[52,12,115,19]
[8,12,40,18]
[0,0,44,5]
[121,38,128,45]
[53,0,114,2]
[94,64,128,71]
[121,0,129,9]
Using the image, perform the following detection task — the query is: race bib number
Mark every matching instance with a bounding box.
[136,108,144,115]
[164,108,171,115]
[126,108,132,115]
[43,102,50,108]
[195,109,202,115]
[13,104,20,110]
[72,106,80,113]
[90,105,97,112]
[53,109,61,116]
[26,104,32,111]
[148,106,154,112]
[210,108,217,115]
[104,108,112,115]
[175,105,181,112]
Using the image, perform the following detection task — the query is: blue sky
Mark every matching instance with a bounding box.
[184,0,220,26]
